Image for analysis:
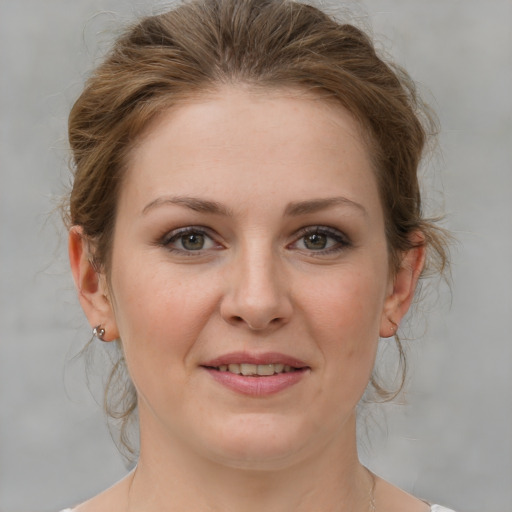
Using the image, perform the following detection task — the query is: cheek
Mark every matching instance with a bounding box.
[109,256,219,370]
[299,266,386,383]
[304,269,385,339]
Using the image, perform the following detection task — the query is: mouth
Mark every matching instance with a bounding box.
[205,363,303,376]
[201,352,310,395]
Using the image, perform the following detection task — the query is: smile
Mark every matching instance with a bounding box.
[212,363,299,376]
[202,353,310,396]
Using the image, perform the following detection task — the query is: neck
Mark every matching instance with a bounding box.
[127,411,373,512]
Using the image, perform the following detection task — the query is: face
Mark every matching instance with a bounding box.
[72,87,422,470]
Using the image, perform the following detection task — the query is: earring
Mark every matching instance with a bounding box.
[388,318,399,334]
[92,325,106,341]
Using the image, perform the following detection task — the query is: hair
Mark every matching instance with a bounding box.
[64,0,450,456]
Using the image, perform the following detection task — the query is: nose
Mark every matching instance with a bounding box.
[220,244,293,332]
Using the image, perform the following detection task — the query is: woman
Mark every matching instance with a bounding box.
[63,0,454,510]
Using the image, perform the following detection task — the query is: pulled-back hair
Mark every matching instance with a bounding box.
[65,0,449,456]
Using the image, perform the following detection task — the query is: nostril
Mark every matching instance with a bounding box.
[245,317,284,330]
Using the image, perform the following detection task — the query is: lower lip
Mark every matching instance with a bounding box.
[203,368,308,396]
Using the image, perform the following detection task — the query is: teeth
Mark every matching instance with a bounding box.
[217,363,297,376]
[228,363,240,374]
[240,363,257,376]
[256,364,275,376]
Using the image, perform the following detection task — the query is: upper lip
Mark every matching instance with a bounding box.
[202,351,309,368]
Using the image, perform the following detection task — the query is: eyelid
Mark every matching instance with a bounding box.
[157,224,350,256]
[160,226,223,253]
[161,226,206,244]
[290,225,351,255]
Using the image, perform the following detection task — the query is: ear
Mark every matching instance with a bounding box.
[68,226,119,341]
[379,232,426,338]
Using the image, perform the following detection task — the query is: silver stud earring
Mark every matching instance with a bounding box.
[92,325,106,341]
[389,318,399,334]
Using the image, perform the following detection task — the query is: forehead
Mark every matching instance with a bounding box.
[130,85,371,164]
[122,86,381,218]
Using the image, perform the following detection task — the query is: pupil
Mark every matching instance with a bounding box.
[305,233,327,250]
[182,233,204,250]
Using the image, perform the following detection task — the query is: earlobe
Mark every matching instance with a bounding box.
[68,226,119,341]
[380,236,426,338]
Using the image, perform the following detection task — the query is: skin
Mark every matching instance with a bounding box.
[69,87,428,512]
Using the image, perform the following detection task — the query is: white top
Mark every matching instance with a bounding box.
[61,506,456,512]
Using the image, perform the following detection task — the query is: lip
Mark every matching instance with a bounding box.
[201,351,310,397]
[202,351,309,368]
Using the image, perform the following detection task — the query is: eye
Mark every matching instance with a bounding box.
[302,232,331,250]
[180,232,207,251]
[161,227,220,253]
[291,226,350,255]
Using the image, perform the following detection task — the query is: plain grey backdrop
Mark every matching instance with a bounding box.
[1,1,511,511]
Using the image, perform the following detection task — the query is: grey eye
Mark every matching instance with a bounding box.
[303,233,328,250]
[180,233,206,250]
[163,228,218,253]
[291,227,349,255]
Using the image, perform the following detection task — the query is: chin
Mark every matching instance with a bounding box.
[194,412,331,470]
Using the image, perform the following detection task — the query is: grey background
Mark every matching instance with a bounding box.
[1,1,511,511]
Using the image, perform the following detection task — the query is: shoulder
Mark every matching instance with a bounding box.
[373,476,456,512]
[61,505,458,512]
[60,472,132,512]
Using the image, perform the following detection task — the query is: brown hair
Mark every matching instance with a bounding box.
[65,0,449,456]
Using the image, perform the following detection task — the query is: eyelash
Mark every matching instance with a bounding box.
[290,226,351,256]
[159,226,220,255]
[158,225,351,256]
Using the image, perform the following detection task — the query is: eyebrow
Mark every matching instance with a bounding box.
[284,197,368,217]
[142,196,233,216]
[141,195,367,217]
